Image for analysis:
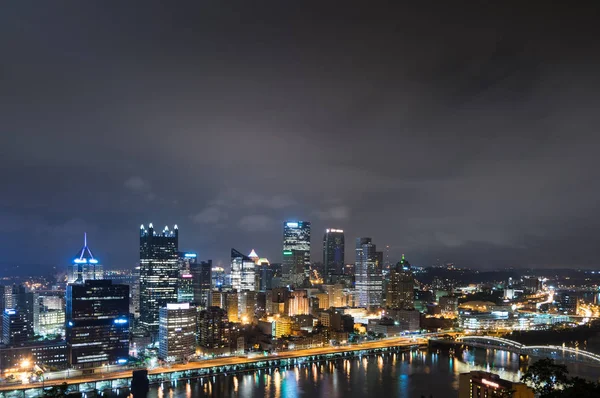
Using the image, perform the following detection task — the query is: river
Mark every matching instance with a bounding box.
[146,348,599,398]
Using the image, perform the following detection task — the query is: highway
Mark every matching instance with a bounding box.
[0,337,426,392]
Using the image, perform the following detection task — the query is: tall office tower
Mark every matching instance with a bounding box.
[177,252,195,303]
[68,233,103,283]
[139,223,179,334]
[283,221,311,278]
[158,303,196,362]
[288,290,309,316]
[211,291,227,308]
[2,285,36,344]
[239,290,258,322]
[386,255,414,309]
[231,249,256,292]
[226,292,239,323]
[131,266,140,319]
[323,229,345,283]
[198,307,230,354]
[282,250,306,287]
[66,280,129,368]
[211,267,226,288]
[191,260,212,309]
[355,237,383,309]
[255,261,273,292]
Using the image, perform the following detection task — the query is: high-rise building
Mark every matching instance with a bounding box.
[239,290,258,322]
[66,280,129,368]
[355,238,383,309]
[283,221,311,279]
[2,309,29,345]
[158,303,196,362]
[177,252,195,303]
[282,249,306,287]
[323,229,345,282]
[386,255,414,309]
[67,234,103,283]
[139,223,179,334]
[198,307,230,354]
[211,267,226,289]
[231,249,255,292]
[1,285,37,345]
[226,291,239,323]
[191,260,212,309]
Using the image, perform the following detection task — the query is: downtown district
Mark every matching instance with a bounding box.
[1,221,599,395]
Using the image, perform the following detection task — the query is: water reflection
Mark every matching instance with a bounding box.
[145,348,599,398]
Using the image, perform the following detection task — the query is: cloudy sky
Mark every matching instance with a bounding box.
[1,2,599,273]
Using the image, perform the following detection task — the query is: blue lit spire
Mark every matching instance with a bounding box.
[73,233,98,264]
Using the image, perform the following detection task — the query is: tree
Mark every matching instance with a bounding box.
[522,358,600,397]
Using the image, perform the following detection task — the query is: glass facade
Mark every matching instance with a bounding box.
[198,306,230,351]
[323,229,345,281]
[283,221,311,278]
[386,255,414,309]
[139,224,179,333]
[231,249,255,292]
[191,260,212,309]
[355,237,383,309]
[65,280,129,368]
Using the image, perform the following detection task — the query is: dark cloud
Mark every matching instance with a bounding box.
[0,2,599,272]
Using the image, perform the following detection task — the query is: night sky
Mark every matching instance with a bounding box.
[1,2,599,273]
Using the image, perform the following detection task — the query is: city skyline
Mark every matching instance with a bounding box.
[2,3,600,274]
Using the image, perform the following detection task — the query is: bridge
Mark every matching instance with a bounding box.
[448,335,600,364]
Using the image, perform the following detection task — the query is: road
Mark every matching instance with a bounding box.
[0,337,425,392]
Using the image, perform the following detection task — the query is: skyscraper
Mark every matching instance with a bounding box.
[191,260,212,309]
[198,306,230,355]
[158,303,196,362]
[231,249,256,292]
[283,221,311,278]
[386,255,414,309]
[139,224,179,334]
[355,237,383,309]
[66,280,129,368]
[67,233,103,283]
[323,229,345,282]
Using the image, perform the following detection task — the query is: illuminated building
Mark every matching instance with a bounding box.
[198,306,230,354]
[38,310,65,337]
[158,303,196,362]
[323,229,345,282]
[283,221,311,279]
[386,308,420,332]
[439,295,459,316]
[211,267,226,288]
[274,316,292,338]
[386,255,414,309]
[0,340,67,373]
[191,260,212,309]
[288,290,309,316]
[231,249,256,292]
[322,284,344,307]
[139,224,179,334]
[1,285,36,345]
[226,291,239,323]
[458,371,534,398]
[556,291,579,315]
[66,280,129,368]
[239,290,258,322]
[67,233,103,283]
[2,310,29,345]
[355,238,383,309]
[315,293,330,309]
[282,249,306,287]
[211,291,227,308]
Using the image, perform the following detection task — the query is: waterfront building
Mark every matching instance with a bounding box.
[231,249,256,292]
[158,303,196,362]
[67,234,104,283]
[0,340,67,373]
[66,280,129,368]
[386,308,421,332]
[458,371,534,398]
[323,229,345,282]
[139,224,179,334]
[198,306,230,355]
[191,260,212,309]
[283,221,311,278]
[355,238,383,309]
[386,255,414,310]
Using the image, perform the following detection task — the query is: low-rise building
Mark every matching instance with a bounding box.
[458,371,534,398]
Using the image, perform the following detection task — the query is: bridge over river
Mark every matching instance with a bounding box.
[432,335,600,365]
